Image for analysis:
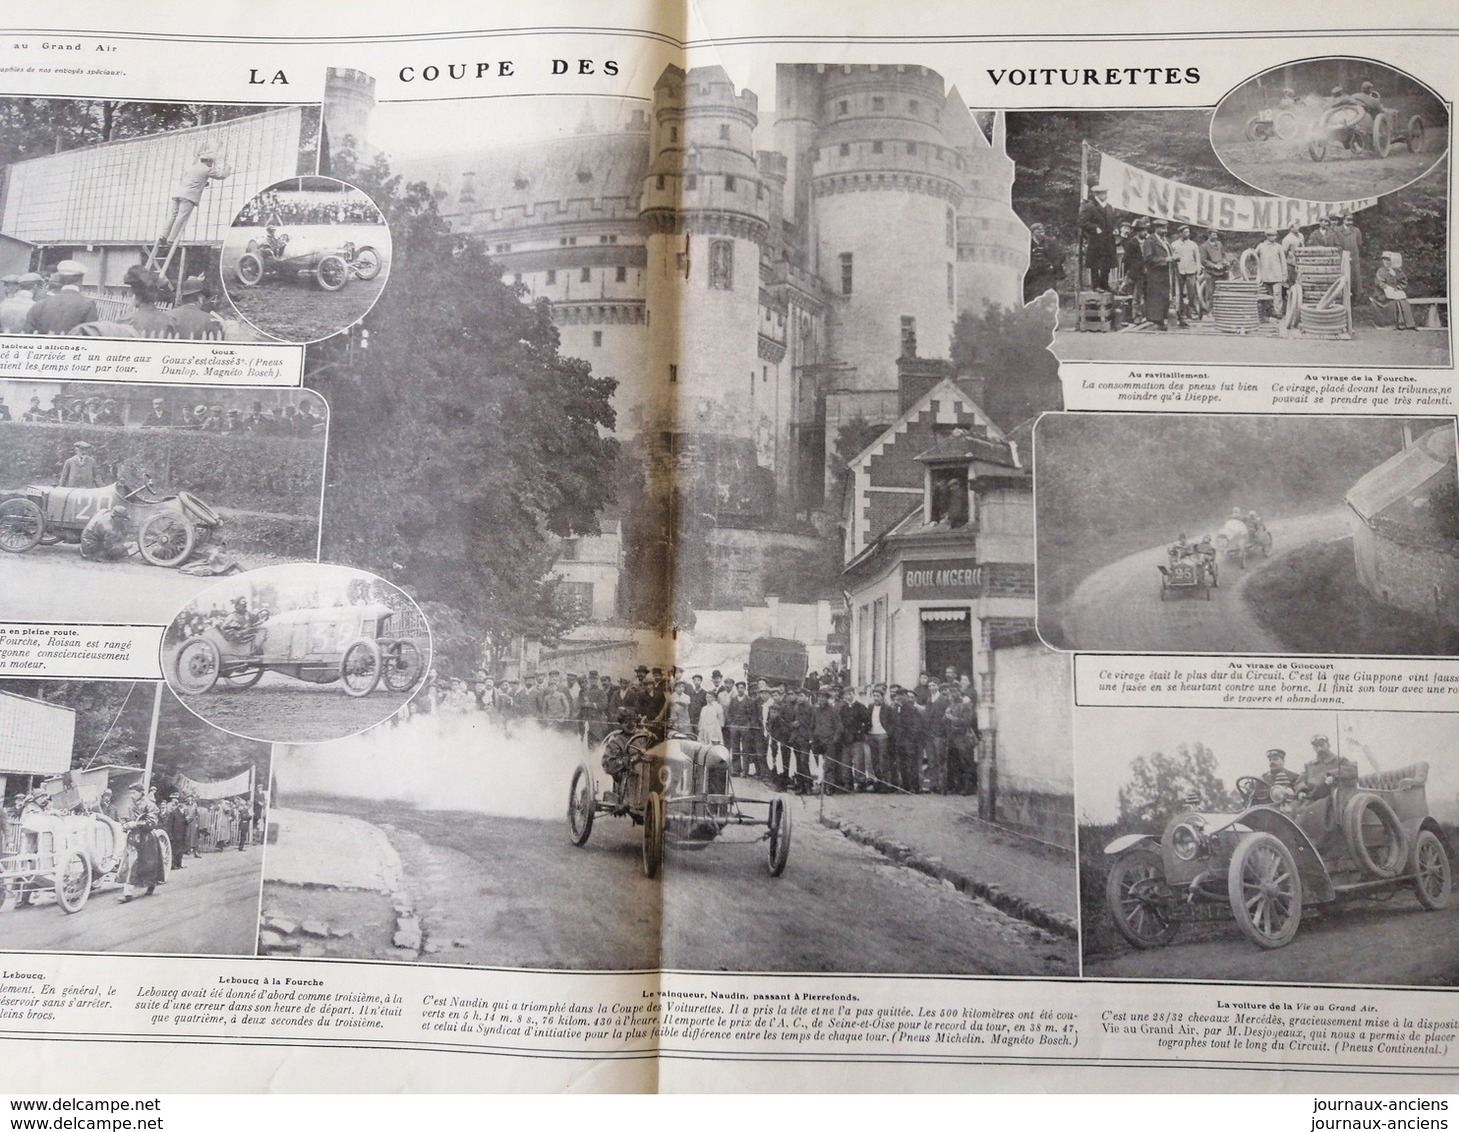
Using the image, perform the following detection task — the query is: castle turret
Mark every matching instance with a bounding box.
[946,98,1029,314]
[323,68,376,160]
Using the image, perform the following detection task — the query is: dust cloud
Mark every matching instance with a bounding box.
[274,712,596,822]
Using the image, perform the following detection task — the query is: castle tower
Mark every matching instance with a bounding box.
[640,65,770,443]
[945,99,1029,314]
[803,65,965,401]
[323,68,377,160]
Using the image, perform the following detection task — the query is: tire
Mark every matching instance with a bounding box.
[1411,829,1451,911]
[1349,130,1367,157]
[172,637,221,695]
[1227,832,1302,949]
[642,791,665,878]
[176,491,221,528]
[766,797,791,877]
[55,850,92,913]
[154,830,172,879]
[0,498,44,553]
[1159,579,1167,602]
[382,640,423,692]
[339,638,382,697]
[1308,136,1328,162]
[1342,792,1407,879]
[1244,117,1262,142]
[1372,113,1392,158]
[1274,110,1298,140]
[351,247,382,281]
[219,665,264,690]
[1261,531,1274,556]
[1106,848,1178,949]
[236,252,265,287]
[1405,116,1425,154]
[315,254,349,291]
[568,764,596,847]
[137,512,196,567]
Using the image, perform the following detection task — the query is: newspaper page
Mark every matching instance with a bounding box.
[0,0,1454,1098]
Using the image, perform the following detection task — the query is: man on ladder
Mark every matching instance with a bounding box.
[150,149,230,275]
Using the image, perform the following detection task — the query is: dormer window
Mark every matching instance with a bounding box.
[929,467,969,528]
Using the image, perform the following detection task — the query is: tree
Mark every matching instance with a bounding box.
[1116,741,1233,826]
[0,99,285,164]
[950,297,1063,431]
[305,147,621,676]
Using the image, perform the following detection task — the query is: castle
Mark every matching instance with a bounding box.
[324,63,1029,515]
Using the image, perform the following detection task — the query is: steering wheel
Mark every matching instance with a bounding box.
[1234,776,1268,806]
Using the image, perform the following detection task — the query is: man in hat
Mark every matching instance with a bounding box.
[1139,220,1174,330]
[1170,224,1201,324]
[21,394,44,422]
[1261,748,1301,801]
[118,782,165,902]
[1199,228,1230,288]
[58,440,100,488]
[1023,221,1065,303]
[1308,215,1337,250]
[1334,213,1364,301]
[0,274,29,334]
[96,398,123,426]
[167,277,221,340]
[141,398,172,428]
[25,260,96,334]
[1281,220,1306,287]
[1117,218,1146,318]
[157,149,229,255]
[1078,184,1118,292]
[1254,228,1287,319]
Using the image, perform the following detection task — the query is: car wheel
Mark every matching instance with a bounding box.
[137,512,196,567]
[236,252,265,287]
[1372,113,1393,157]
[172,637,221,695]
[219,665,264,690]
[154,830,172,879]
[766,797,791,877]
[568,764,596,847]
[339,638,382,697]
[0,498,45,553]
[351,247,382,281]
[642,791,665,878]
[1308,135,1328,162]
[55,851,92,913]
[382,640,424,692]
[315,254,349,291]
[1105,848,1178,948]
[1405,116,1426,153]
[1227,832,1302,949]
[1274,110,1298,140]
[1244,117,1262,142]
[1342,792,1407,879]
[1411,829,1451,911]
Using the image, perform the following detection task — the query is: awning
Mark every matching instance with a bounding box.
[920,608,969,623]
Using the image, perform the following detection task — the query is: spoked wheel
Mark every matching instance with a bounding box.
[315,254,349,291]
[1372,113,1393,158]
[382,640,424,692]
[137,512,196,567]
[0,498,44,553]
[219,665,264,690]
[55,851,92,913]
[766,797,791,877]
[1411,829,1451,911]
[154,830,172,879]
[1244,117,1264,142]
[340,638,382,697]
[351,247,382,281]
[236,252,265,287]
[1105,848,1178,949]
[1308,135,1329,162]
[568,764,596,847]
[642,791,666,878]
[1274,110,1298,140]
[1227,832,1302,949]
[1405,116,1426,153]
[172,637,221,695]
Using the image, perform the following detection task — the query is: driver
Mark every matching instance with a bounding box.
[1332,81,1384,145]
[219,597,265,650]
[600,709,644,812]
[1261,748,1301,803]
[1168,532,1194,561]
[79,503,134,562]
[1193,533,1218,585]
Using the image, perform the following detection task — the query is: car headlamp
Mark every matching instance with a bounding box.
[1171,820,1206,861]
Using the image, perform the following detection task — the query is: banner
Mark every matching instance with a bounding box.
[175,768,252,800]
[1094,150,1377,232]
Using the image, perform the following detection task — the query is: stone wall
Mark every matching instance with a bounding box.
[1352,519,1459,628]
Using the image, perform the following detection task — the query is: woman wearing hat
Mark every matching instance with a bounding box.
[118,782,165,902]
[1374,252,1416,330]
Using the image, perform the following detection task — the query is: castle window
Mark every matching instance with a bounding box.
[709,239,734,290]
[593,331,603,347]
[719,124,730,140]
[946,207,955,248]
[907,142,917,155]
[839,252,853,295]
[724,174,736,192]
[656,174,666,190]
[616,265,627,283]
[668,364,678,383]
[576,169,592,183]
[600,235,610,244]
[872,140,883,154]
[669,127,678,143]
[513,176,528,190]
[839,143,850,157]
[686,175,698,190]
[947,262,954,305]
[581,267,591,283]
[909,98,920,113]
[762,366,768,384]
[837,100,849,115]
[547,269,557,285]
[513,273,522,285]
[872,95,885,111]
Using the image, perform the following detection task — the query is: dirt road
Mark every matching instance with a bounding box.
[175,670,415,743]
[0,543,214,625]
[1055,509,1351,653]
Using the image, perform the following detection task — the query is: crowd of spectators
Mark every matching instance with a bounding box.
[232,190,383,228]
[0,391,324,437]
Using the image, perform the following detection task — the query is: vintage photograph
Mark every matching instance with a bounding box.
[0,378,327,623]
[247,62,1078,975]
[0,679,270,956]
[1211,57,1448,200]
[1035,413,1459,656]
[0,96,319,339]
[221,176,391,343]
[163,563,430,744]
[1005,107,1449,366]
[1077,706,1457,986]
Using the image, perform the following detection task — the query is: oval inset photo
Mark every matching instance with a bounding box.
[220,176,391,344]
[163,562,430,744]
[1211,57,1448,201]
